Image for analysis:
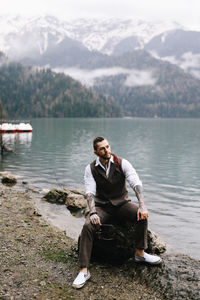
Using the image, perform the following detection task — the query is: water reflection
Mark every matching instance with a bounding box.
[2,132,32,148]
[17,133,32,146]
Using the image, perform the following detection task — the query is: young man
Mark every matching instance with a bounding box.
[72,136,161,289]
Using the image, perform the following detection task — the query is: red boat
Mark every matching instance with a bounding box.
[0,122,33,133]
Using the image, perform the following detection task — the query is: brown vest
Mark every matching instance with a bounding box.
[90,154,130,206]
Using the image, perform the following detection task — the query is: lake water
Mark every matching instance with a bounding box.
[0,118,200,260]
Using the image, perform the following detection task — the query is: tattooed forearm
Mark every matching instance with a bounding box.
[86,193,96,214]
[134,185,146,210]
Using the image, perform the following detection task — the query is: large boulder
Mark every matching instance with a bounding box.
[65,192,87,211]
[79,222,167,264]
[42,188,69,204]
[42,188,87,211]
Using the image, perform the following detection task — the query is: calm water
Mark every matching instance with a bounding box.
[1,118,200,260]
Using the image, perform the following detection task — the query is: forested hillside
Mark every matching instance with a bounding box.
[91,50,200,117]
[0,53,122,118]
[21,42,200,117]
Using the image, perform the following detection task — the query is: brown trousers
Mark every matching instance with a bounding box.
[79,201,148,268]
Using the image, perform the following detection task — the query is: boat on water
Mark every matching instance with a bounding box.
[0,122,33,133]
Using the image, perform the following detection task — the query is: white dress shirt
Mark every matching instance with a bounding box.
[84,155,142,195]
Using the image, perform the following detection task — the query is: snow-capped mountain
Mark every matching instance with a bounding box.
[144,29,200,79]
[0,14,183,56]
[0,14,200,79]
[0,15,76,59]
[65,17,184,54]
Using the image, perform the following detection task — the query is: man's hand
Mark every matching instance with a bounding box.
[137,207,149,221]
[134,185,149,221]
[90,213,102,226]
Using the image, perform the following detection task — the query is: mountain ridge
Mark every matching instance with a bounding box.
[0,15,184,55]
[1,15,199,79]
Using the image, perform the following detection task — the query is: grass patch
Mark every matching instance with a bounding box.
[41,245,77,264]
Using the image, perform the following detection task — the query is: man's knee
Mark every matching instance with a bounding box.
[82,219,96,234]
[137,217,148,228]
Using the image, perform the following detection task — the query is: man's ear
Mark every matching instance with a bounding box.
[94,150,97,156]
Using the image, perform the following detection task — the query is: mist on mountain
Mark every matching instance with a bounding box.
[0,15,200,117]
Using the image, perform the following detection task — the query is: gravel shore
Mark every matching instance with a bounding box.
[0,184,165,300]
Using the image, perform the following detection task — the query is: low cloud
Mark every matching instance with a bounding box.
[180,52,200,69]
[160,55,179,65]
[124,69,157,86]
[54,67,157,87]
[159,52,200,79]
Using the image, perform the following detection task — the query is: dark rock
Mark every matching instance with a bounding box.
[2,175,17,186]
[42,189,69,204]
[81,222,167,264]
[124,254,200,300]
[42,188,87,210]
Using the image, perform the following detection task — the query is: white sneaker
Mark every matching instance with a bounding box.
[72,271,91,289]
[135,252,162,265]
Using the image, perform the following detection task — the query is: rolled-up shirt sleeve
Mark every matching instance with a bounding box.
[122,159,142,189]
[84,164,96,195]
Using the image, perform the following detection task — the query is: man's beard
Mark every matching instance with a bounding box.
[99,153,111,161]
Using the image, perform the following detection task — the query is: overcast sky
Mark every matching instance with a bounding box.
[1,0,200,29]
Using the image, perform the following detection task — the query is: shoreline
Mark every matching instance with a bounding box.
[1,182,200,300]
[0,184,165,300]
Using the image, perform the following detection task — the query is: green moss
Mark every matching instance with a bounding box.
[41,246,77,264]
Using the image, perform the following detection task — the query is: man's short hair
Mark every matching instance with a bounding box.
[93,136,105,150]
